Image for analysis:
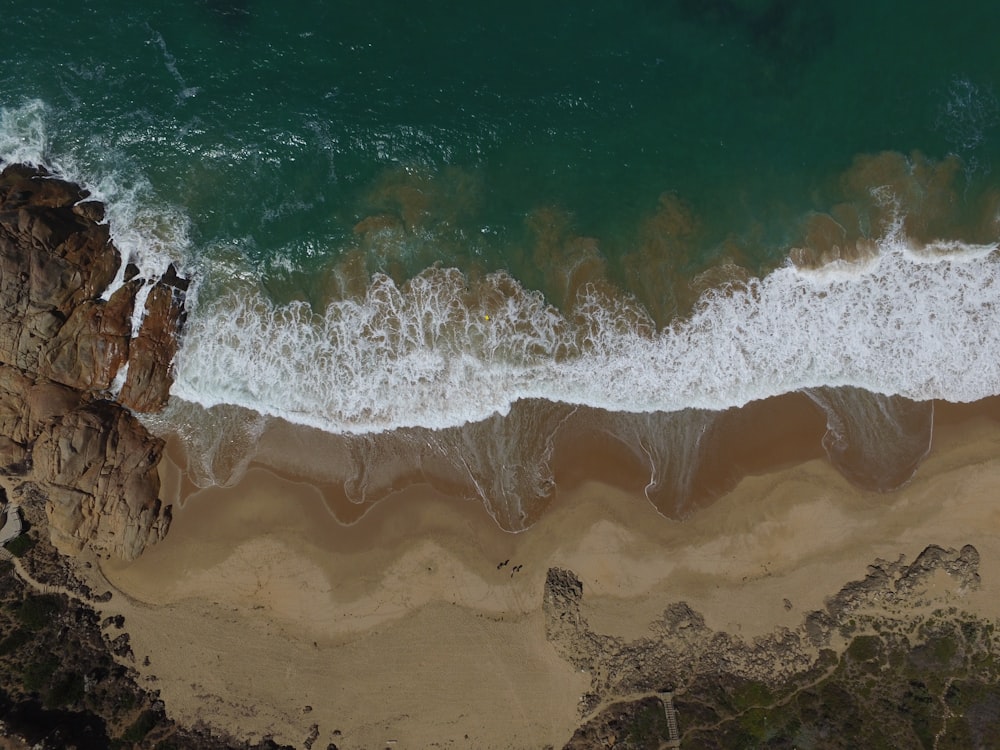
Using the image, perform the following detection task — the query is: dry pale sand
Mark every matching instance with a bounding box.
[96,411,1000,749]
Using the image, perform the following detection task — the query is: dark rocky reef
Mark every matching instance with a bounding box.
[0,163,185,561]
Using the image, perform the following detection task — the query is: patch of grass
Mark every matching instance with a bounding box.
[739,706,772,739]
[731,680,774,711]
[0,627,32,656]
[15,594,64,631]
[121,709,158,743]
[4,534,35,558]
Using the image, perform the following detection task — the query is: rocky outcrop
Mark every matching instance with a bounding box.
[0,163,185,560]
[118,278,186,413]
[543,568,618,679]
[31,401,171,561]
[0,165,119,379]
[38,281,136,392]
[803,543,981,647]
[545,544,984,721]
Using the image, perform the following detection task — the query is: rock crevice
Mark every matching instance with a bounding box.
[0,163,185,560]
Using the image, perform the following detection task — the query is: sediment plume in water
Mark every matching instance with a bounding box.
[8,120,1000,530]
[141,151,1000,529]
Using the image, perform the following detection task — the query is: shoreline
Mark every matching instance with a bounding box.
[157,390,1000,530]
[94,393,1000,748]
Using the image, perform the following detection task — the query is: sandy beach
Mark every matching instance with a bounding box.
[95,400,1000,749]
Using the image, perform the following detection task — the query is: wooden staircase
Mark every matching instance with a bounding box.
[661,691,680,748]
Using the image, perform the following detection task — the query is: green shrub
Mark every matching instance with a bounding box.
[122,709,158,743]
[848,635,884,663]
[0,627,32,656]
[4,534,35,558]
[46,671,85,708]
[22,654,59,692]
[15,594,64,631]
[626,701,671,748]
[732,680,774,710]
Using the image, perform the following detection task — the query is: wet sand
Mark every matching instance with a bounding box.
[99,396,1000,749]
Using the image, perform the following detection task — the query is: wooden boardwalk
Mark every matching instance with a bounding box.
[660,691,680,748]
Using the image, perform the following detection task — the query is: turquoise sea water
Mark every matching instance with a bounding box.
[4,2,1000,521]
[4,2,1000,276]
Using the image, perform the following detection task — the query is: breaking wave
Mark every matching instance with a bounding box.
[173,235,1000,435]
[0,99,192,291]
[6,100,1000,441]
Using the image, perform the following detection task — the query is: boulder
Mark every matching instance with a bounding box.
[0,435,27,473]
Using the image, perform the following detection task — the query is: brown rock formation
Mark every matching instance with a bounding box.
[545,544,983,725]
[119,273,186,412]
[38,280,137,392]
[31,400,170,560]
[0,162,186,560]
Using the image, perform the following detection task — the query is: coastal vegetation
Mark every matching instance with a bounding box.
[0,544,297,749]
[566,614,1000,749]
[555,545,996,750]
[678,616,1000,749]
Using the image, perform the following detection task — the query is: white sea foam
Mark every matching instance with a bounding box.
[171,235,1000,435]
[0,99,192,331]
[0,100,52,169]
[5,100,1000,434]
[147,28,200,103]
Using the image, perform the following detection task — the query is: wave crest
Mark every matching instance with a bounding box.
[173,237,1000,434]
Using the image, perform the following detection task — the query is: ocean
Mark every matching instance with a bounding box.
[4,1,1000,527]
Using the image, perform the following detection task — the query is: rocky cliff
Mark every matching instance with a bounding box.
[0,163,184,561]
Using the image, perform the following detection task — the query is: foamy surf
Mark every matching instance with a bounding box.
[5,101,1000,440]
[172,236,1000,436]
[0,100,192,304]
